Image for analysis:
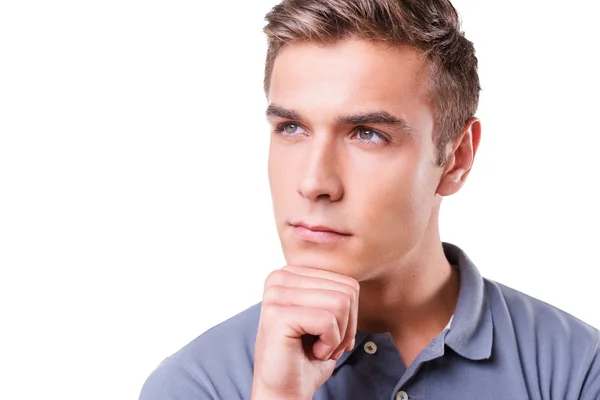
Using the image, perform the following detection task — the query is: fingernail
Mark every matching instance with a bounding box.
[332,349,344,360]
[347,338,355,351]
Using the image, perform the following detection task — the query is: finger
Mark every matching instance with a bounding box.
[344,283,359,352]
[280,267,360,354]
[282,265,359,291]
[265,268,360,357]
[267,305,342,360]
[263,286,351,349]
[266,269,356,295]
[329,292,358,359]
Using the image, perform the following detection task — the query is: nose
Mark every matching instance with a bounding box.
[297,136,344,202]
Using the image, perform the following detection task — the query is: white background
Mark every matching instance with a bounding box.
[1,1,599,399]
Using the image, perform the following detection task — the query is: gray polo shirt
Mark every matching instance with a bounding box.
[139,243,600,399]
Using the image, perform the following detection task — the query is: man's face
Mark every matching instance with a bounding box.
[267,39,444,281]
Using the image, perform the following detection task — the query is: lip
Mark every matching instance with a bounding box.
[289,222,351,244]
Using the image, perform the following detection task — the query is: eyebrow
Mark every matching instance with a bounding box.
[337,111,416,136]
[265,104,303,121]
[266,104,417,137]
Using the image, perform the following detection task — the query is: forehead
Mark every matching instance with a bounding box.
[268,39,433,121]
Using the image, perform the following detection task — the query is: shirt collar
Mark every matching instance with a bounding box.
[442,242,493,361]
[334,242,492,371]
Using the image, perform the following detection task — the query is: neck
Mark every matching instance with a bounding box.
[356,209,459,365]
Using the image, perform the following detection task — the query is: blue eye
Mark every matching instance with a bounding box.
[285,124,298,134]
[277,123,306,135]
[355,127,387,144]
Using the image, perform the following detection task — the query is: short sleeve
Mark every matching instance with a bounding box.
[139,356,215,400]
[579,334,600,400]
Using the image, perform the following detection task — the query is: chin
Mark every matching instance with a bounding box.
[283,249,367,279]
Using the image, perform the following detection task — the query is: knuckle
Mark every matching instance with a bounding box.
[262,285,282,305]
[331,291,351,311]
[324,310,339,329]
[320,311,341,339]
[335,274,359,290]
[336,277,359,299]
[331,324,342,343]
[348,282,360,302]
[339,285,357,306]
[264,269,288,287]
[260,303,282,323]
[281,265,298,273]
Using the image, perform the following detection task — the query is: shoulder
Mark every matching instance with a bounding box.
[139,302,262,400]
[484,278,600,398]
[174,301,262,368]
[486,278,599,344]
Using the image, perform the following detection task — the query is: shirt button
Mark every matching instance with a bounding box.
[363,340,377,354]
[395,391,409,400]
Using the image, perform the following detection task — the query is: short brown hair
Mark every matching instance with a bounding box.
[263,0,480,166]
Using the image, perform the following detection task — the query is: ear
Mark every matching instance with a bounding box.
[436,117,481,197]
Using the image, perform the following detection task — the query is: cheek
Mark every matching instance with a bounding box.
[268,145,298,217]
[355,155,434,238]
[268,143,287,192]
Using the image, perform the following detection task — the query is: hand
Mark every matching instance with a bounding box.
[251,265,360,400]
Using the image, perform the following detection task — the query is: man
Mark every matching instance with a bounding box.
[140,0,600,399]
